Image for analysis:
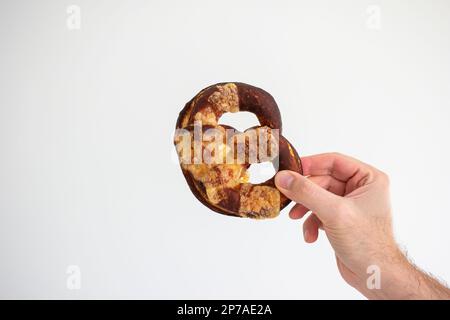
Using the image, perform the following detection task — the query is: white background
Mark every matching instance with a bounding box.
[1,0,449,299]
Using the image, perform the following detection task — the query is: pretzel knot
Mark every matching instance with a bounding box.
[174,82,302,219]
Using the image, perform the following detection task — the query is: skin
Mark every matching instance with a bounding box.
[274,152,450,300]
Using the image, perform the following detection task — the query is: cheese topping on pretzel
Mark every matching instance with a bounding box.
[175,82,302,219]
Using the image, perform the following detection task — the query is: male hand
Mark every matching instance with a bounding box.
[275,153,450,299]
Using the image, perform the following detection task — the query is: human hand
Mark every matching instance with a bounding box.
[275,153,450,299]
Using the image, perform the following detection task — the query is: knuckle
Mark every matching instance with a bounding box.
[330,152,343,158]
[378,171,390,186]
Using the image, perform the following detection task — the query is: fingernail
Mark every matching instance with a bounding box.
[276,171,294,189]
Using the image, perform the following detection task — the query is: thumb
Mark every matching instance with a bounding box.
[275,170,343,223]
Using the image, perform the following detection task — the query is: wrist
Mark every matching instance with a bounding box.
[361,248,449,300]
[367,253,416,299]
[358,246,417,299]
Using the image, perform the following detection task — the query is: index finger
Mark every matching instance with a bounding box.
[301,153,374,182]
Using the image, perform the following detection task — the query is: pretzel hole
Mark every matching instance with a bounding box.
[247,161,276,184]
[218,111,259,132]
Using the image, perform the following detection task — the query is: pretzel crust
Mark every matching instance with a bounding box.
[175,83,302,219]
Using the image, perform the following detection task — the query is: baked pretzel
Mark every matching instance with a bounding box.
[174,82,302,219]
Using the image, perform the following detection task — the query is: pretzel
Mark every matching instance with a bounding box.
[174,82,302,219]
